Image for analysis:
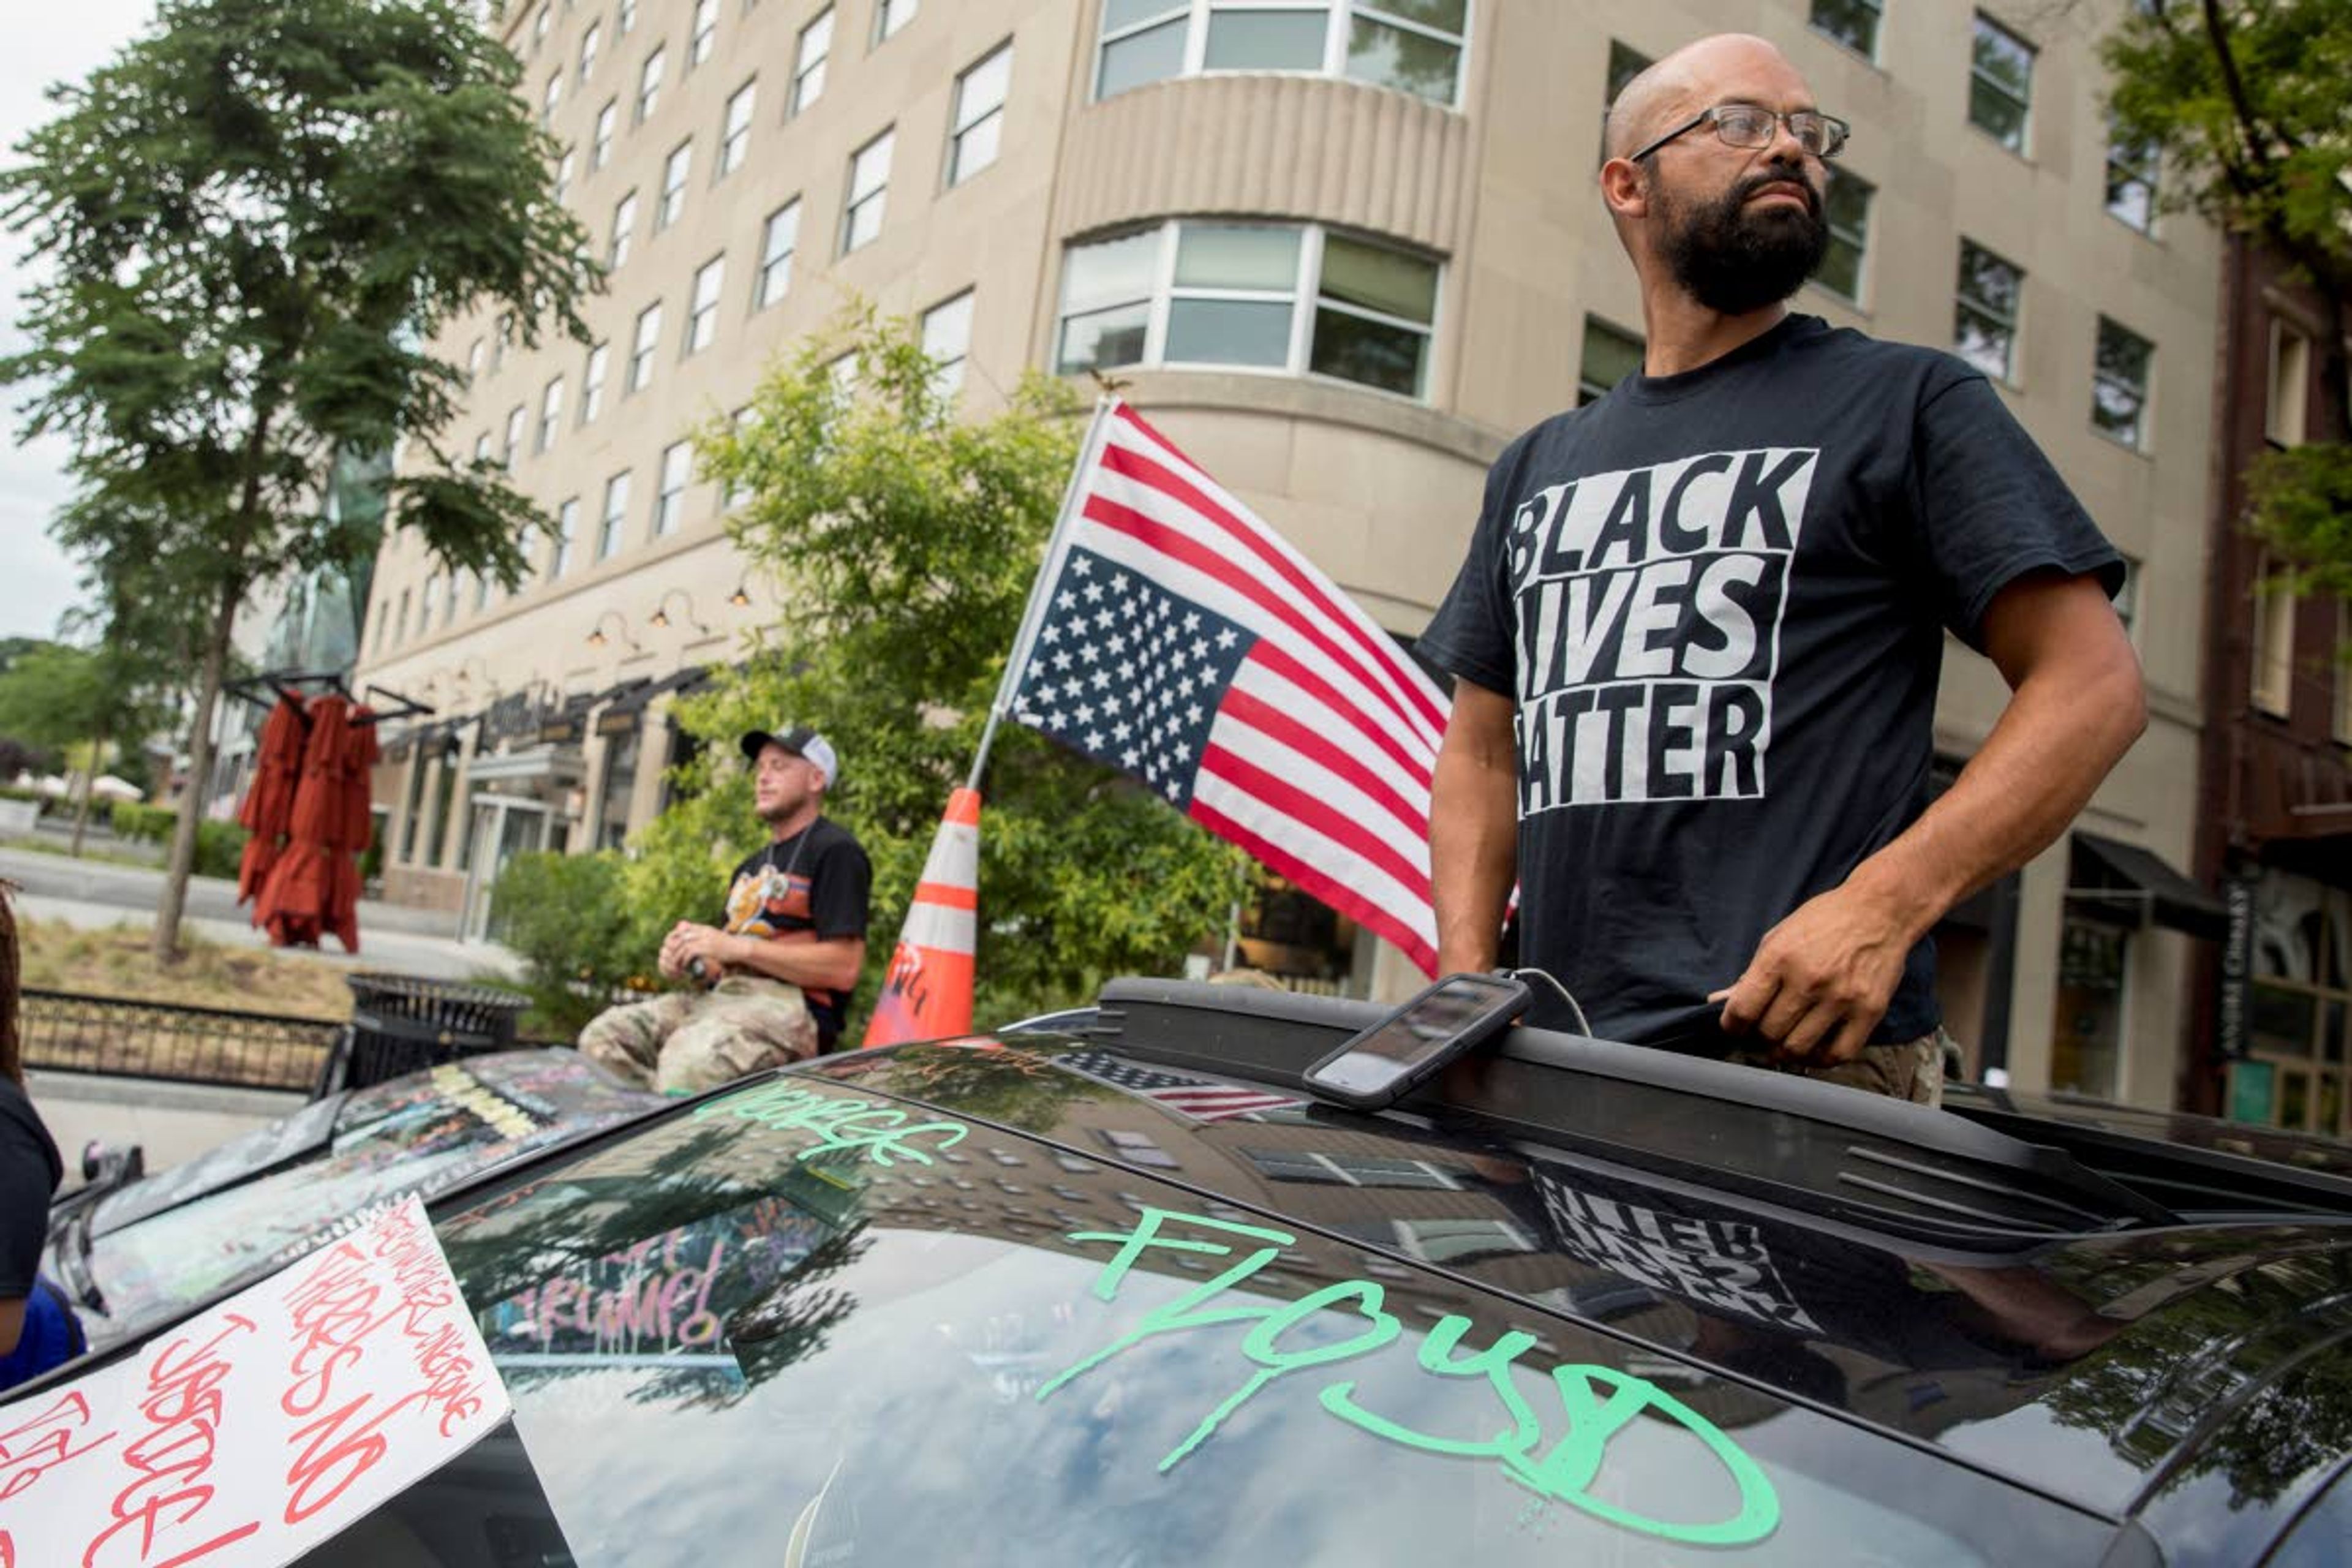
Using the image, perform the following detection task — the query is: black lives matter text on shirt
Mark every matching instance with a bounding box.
[1509,446,1815,812]
[1420,315,2122,1049]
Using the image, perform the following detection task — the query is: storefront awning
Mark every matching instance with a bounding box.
[600,664,709,716]
[2073,832,2228,940]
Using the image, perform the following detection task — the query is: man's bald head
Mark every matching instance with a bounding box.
[1604,34,1807,164]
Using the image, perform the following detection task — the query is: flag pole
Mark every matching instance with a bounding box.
[963,393,1118,793]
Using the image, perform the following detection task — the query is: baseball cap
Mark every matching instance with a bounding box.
[740,725,839,787]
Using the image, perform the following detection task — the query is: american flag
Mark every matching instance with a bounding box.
[1056,1049,1305,1124]
[1008,402,1449,974]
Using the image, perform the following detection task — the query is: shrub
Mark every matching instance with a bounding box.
[109,802,247,878]
[490,851,662,1039]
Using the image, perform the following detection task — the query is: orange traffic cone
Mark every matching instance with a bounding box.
[861,787,981,1047]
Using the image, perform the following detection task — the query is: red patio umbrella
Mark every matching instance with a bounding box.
[235,694,307,903]
[256,696,374,951]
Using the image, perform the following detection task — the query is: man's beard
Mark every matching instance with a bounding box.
[1655,164,1829,317]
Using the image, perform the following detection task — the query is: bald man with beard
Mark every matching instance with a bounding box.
[1419,34,2144,1102]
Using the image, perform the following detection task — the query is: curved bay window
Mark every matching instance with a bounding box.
[1095,0,1468,107]
[1056,220,1440,400]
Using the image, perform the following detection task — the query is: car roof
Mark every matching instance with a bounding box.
[803,979,2352,1557]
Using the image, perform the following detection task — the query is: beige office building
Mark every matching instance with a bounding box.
[355,0,2218,1104]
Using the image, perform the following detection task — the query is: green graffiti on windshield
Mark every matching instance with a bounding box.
[1039,1206,1779,1548]
[693,1081,968,1169]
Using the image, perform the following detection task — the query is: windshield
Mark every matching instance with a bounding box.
[75,1052,650,1339]
[304,1072,2120,1566]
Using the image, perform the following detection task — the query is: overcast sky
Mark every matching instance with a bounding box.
[0,0,162,643]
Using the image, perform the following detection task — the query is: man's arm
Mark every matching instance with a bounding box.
[723,931,867,993]
[1431,678,1520,974]
[1715,569,2147,1062]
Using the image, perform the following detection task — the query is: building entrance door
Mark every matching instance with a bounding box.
[461,796,551,942]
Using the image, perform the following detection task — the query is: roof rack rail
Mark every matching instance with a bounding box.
[1091,978,2178,1241]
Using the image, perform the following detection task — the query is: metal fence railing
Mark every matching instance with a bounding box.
[21,988,342,1093]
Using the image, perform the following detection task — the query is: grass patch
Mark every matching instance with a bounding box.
[18,916,354,1020]
[0,834,163,869]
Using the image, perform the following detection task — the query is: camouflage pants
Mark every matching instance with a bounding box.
[579,975,819,1096]
[1727,1027,1953,1107]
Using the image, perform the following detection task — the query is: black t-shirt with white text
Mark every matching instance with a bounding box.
[720,816,873,1046]
[1419,315,2120,1049]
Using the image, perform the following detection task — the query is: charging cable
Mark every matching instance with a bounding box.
[1506,965,1591,1036]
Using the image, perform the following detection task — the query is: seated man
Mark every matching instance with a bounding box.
[582,727,872,1094]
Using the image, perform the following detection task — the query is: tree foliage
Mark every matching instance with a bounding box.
[0,0,600,955]
[629,308,1248,1031]
[2104,1,2352,586]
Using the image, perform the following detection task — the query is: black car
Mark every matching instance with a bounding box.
[43,1047,660,1356]
[26,981,2352,1564]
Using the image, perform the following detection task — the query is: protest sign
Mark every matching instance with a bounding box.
[0,1194,510,1567]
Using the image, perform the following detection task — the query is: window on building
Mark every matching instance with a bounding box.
[876,0,916,42]
[1392,1218,1534,1264]
[472,432,491,466]
[637,45,665,123]
[2051,906,2127,1099]
[628,302,662,392]
[502,404,527,467]
[418,574,439,636]
[756,199,800,308]
[609,189,638,268]
[532,2,552,51]
[2252,552,2295,717]
[1954,239,2022,380]
[921,288,974,399]
[1577,315,1644,405]
[723,405,756,509]
[554,148,576,203]
[2269,322,2311,447]
[720,81,756,176]
[443,573,460,626]
[654,440,692,535]
[542,71,562,127]
[618,0,636,34]
[1815,165,1872,303]
[793,8,833,114]
[581,342,609,423]
[592,98,617,169]
[1055,221,1439,399]
[658,140,692,230]
[466,337,484,382]
[1809,0,1880,58]
[598,471,632,559]
[2238,875,2352,1137]
[1241,1149,1466,1188]
[537,376,565,452]
[2105,121,2157,232]
[579,18,600,80]
[1097,0,1467,108]
[1599,39,1651,160]
[393,588,410,647]
[842,128,894,253]
[2092,317,2153,450]
[473,571,492,614]
[552,497,579,578]
[689,0,718,66]
[494,311,513,369]
[1969,13,2033,153]
[949,43,1010,186]
[687,256,725,355]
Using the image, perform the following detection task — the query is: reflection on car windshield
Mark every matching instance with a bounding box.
[422,1075,2116,1566]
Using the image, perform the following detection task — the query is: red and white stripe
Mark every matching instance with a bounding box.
[1068,402,1449,974]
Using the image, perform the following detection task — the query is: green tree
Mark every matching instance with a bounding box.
[1,0,600,960]
[634,307,1246,1032]
[0,638,172,856]
[2104,2,2352,584]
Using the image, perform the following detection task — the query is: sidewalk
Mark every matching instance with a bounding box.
[0,843,519,984]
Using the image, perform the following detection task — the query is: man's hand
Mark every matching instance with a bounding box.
[1710,878,1920,1064]
[661,921,733,981]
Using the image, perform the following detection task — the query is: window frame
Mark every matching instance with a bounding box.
[1807,0,1882,60]
[1953,238,2023,383]
[842,127,895,254]
[653,440,692,537]
[627,301,663,393]
[1811,165,1874,305]
[1054,217,1441,402]
[2252,551,2295,718]
[921,287,975,399]
[793,7,834,115]
[1577,314,1644,406]
[658,140,693,231]
[580,342,610,424]
[686,255,726,356]
[637,44,666,124]
[2104,119,2158,234]
[756,199,801,309]
[609,189,638,269]
[552,496,580,579]
[579,18,601,81]
[538,375,566,453]
[2090,315,2154,451]
[948,42,1012,187]
[875,0,917,43]
[598,471,633,561]
[1094,0,1470,110]
[502,404,527,468]
[719,80,756,177]
[688,0,719,67]
[1967,12,2035,154]
[592,98,618,170]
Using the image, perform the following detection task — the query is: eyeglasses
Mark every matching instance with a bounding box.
[1624,104,1852,164]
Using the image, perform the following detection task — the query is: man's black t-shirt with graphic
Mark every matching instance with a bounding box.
[719,816,873,1046]
[1419,314,2121,1049]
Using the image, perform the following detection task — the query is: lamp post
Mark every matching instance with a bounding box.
[647,588,712,636]
[584,609,642,655]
